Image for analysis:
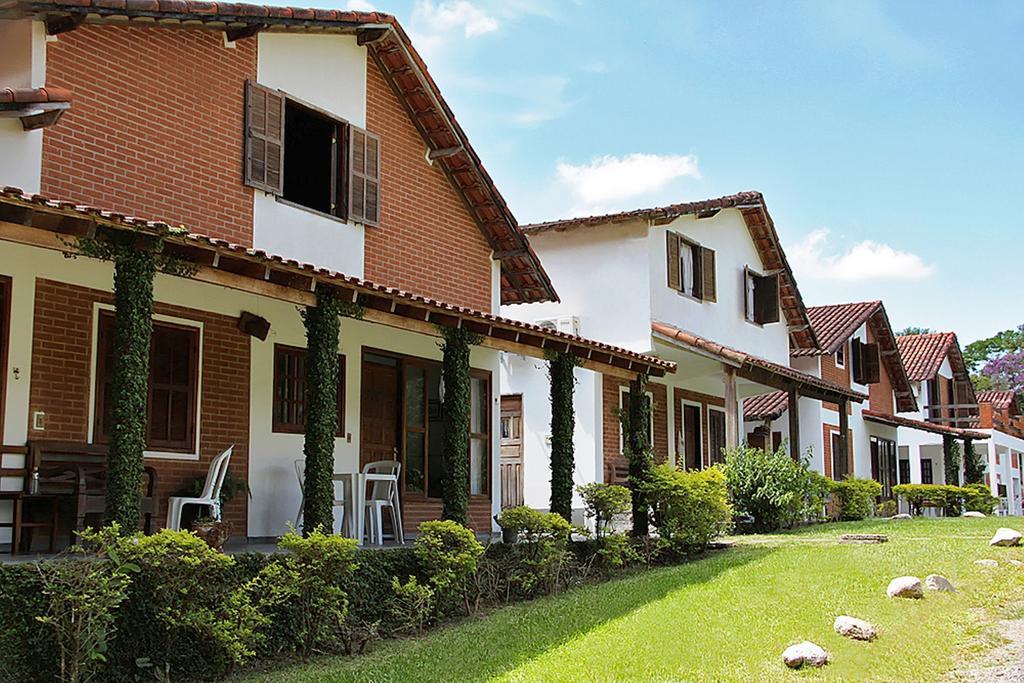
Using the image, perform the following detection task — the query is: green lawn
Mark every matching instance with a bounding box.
[242,517,1024,682]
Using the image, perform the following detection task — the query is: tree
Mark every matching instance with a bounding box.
[895,326,934,336]
[964,324,1024,372]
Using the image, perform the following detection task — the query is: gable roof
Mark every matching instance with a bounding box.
[0,0,557,306]
[896,332,965,381]
[977,390,1017,411]
[523,191,818,350]
[792,300,917,412]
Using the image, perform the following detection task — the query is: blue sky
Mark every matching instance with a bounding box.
[329,0,1022,343]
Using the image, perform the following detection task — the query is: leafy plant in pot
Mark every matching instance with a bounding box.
[191,516,233,550]
[173,468,248,533]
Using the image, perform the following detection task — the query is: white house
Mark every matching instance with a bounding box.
[975,391,1024,515]
[500,192,864,520]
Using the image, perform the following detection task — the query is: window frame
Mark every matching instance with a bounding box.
[678,399,704,470]
[271,344,346,436]
[666,231,715,303]
[707,407,727,465]
[834,342,846,369]
[921,457,934,485]
[244,81,381,227]
[744,266,780,326]
[91,307,202,459]
[0,276,9,445]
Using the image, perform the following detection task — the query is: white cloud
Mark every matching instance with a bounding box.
[556,153,701,207]
[788,229,935,282]
[413,0,499,38]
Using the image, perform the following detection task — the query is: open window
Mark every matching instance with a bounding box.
[666,232,716,302]
[244,82,380,226]
[851,338,881,385]
[744,267,780,325]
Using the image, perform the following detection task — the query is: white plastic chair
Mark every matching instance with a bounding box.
[294,458,347,535]
[363,460,403,545]
[165,445,234,531]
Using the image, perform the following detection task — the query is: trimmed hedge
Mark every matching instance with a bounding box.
[829,478,882,521]
[892,483,998,516]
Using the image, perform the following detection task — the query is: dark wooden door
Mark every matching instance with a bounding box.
[0,277,8,443]
[499,395,524,508]
[360,356,400,468]
[683,404,702,470]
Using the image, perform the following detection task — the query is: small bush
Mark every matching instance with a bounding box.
[577,482,631,539]
[829,478,882,521]
[963,483,999,514]
[389,576,434,634]
[643,464,732,552]
[724,444,822,532]
[876,499,898,517]
[252,528,357,660]
[495,507,575,597]
[414,520,483,614]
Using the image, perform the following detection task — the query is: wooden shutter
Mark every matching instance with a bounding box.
[244,81,284,194]
[666,232,681,291]
[699,247,716,302]
[851,338,863,382]
[743,266,752,320]
[753,273,779,324]
[348,125,381,226]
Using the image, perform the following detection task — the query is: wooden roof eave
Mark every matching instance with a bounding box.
[0,208,668,380]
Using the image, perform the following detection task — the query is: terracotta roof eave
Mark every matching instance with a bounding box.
[0,187,665,374]
[862,410,988,441]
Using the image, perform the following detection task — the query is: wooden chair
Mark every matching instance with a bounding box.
[0,492,59,555]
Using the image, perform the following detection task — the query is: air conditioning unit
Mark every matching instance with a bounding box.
[536,315,580,336]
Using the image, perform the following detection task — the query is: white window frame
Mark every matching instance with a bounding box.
[835,342,846,369]
[677,398,704,468]
[679,240,697,298]
[707,406,727,464]
[87,303,204,461]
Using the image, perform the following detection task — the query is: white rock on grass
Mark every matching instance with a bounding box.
[925,574,956,592]
[974,559,999,568]
[887,576,923,599]
[782,641,829,669]
[834,616,877,641]
[963,511,986,518]
[990,528,1022,547]
[1009,559,1024,567]
[892,513,912,520]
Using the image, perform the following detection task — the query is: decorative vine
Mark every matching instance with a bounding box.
[63,229,198,278]
[943,435,962,487]
[300,290,343,535]
[963,438,984,485]
[547,352,579,522]
[438,326,479,526]
[624,374,653,537]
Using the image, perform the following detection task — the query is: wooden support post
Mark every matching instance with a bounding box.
[723,365,739,451]
[838,398,850,479]
[788,389,800,461]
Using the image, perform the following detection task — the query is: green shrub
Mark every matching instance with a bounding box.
[252,528,358,660]
[577,482,631,539]
[892,483,978,516]
[963,483,999,514]
[876,499,898,517]
[724,444,821,532]
[643,464,732,552]
[829,478,882,521]
[36,526,138,683]
[389,576,434,634]
[495,506,575,597]
[414,520,483,615]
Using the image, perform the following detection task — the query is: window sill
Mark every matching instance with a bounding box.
[144,449,200,462]
[674,290,709,304]
[274,195,351,226]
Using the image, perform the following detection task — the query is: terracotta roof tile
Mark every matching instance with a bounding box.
[0,0,557,305]
[862,409,988,441]
[895,332,959,382]
[651,321,866,402]
[0,87,73,104]
[977,390,1017,410]
[743,391,788,420]
[792,301,881,357]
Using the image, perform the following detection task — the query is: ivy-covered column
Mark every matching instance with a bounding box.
[963,438,984,485]
[548,352,576,522]
[626,373,652,537]
[301,289,343,535]
[106,247,156,532]
[943,434,961,487]
[440,327,478,526]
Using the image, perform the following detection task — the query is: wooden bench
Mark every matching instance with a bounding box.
[28,441,159,536]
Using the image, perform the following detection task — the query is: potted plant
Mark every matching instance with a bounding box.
[191,516,233,551]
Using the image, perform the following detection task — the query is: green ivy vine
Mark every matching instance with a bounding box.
[943,435,962,487]
[624,374,653,537]
[438,326,480,526]
[547,352,579,522]
[963,438,984,485]
[300,290,344,536]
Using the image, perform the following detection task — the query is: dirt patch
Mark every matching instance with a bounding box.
[953,617,1024,681]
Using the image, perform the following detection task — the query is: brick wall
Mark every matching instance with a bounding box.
[364,59,494,312]
[29,279,251,531]
[673,387,725,467]
[601,376,669,482]
[41,25,256,245]
[821,346,851,413]
[866,325,895,415]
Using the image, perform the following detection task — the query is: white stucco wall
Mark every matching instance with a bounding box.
[649,210,792,365]
[501,220,653,352]
[499,352,601,516]
[0,20,47,193]
[252,32,368,277]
